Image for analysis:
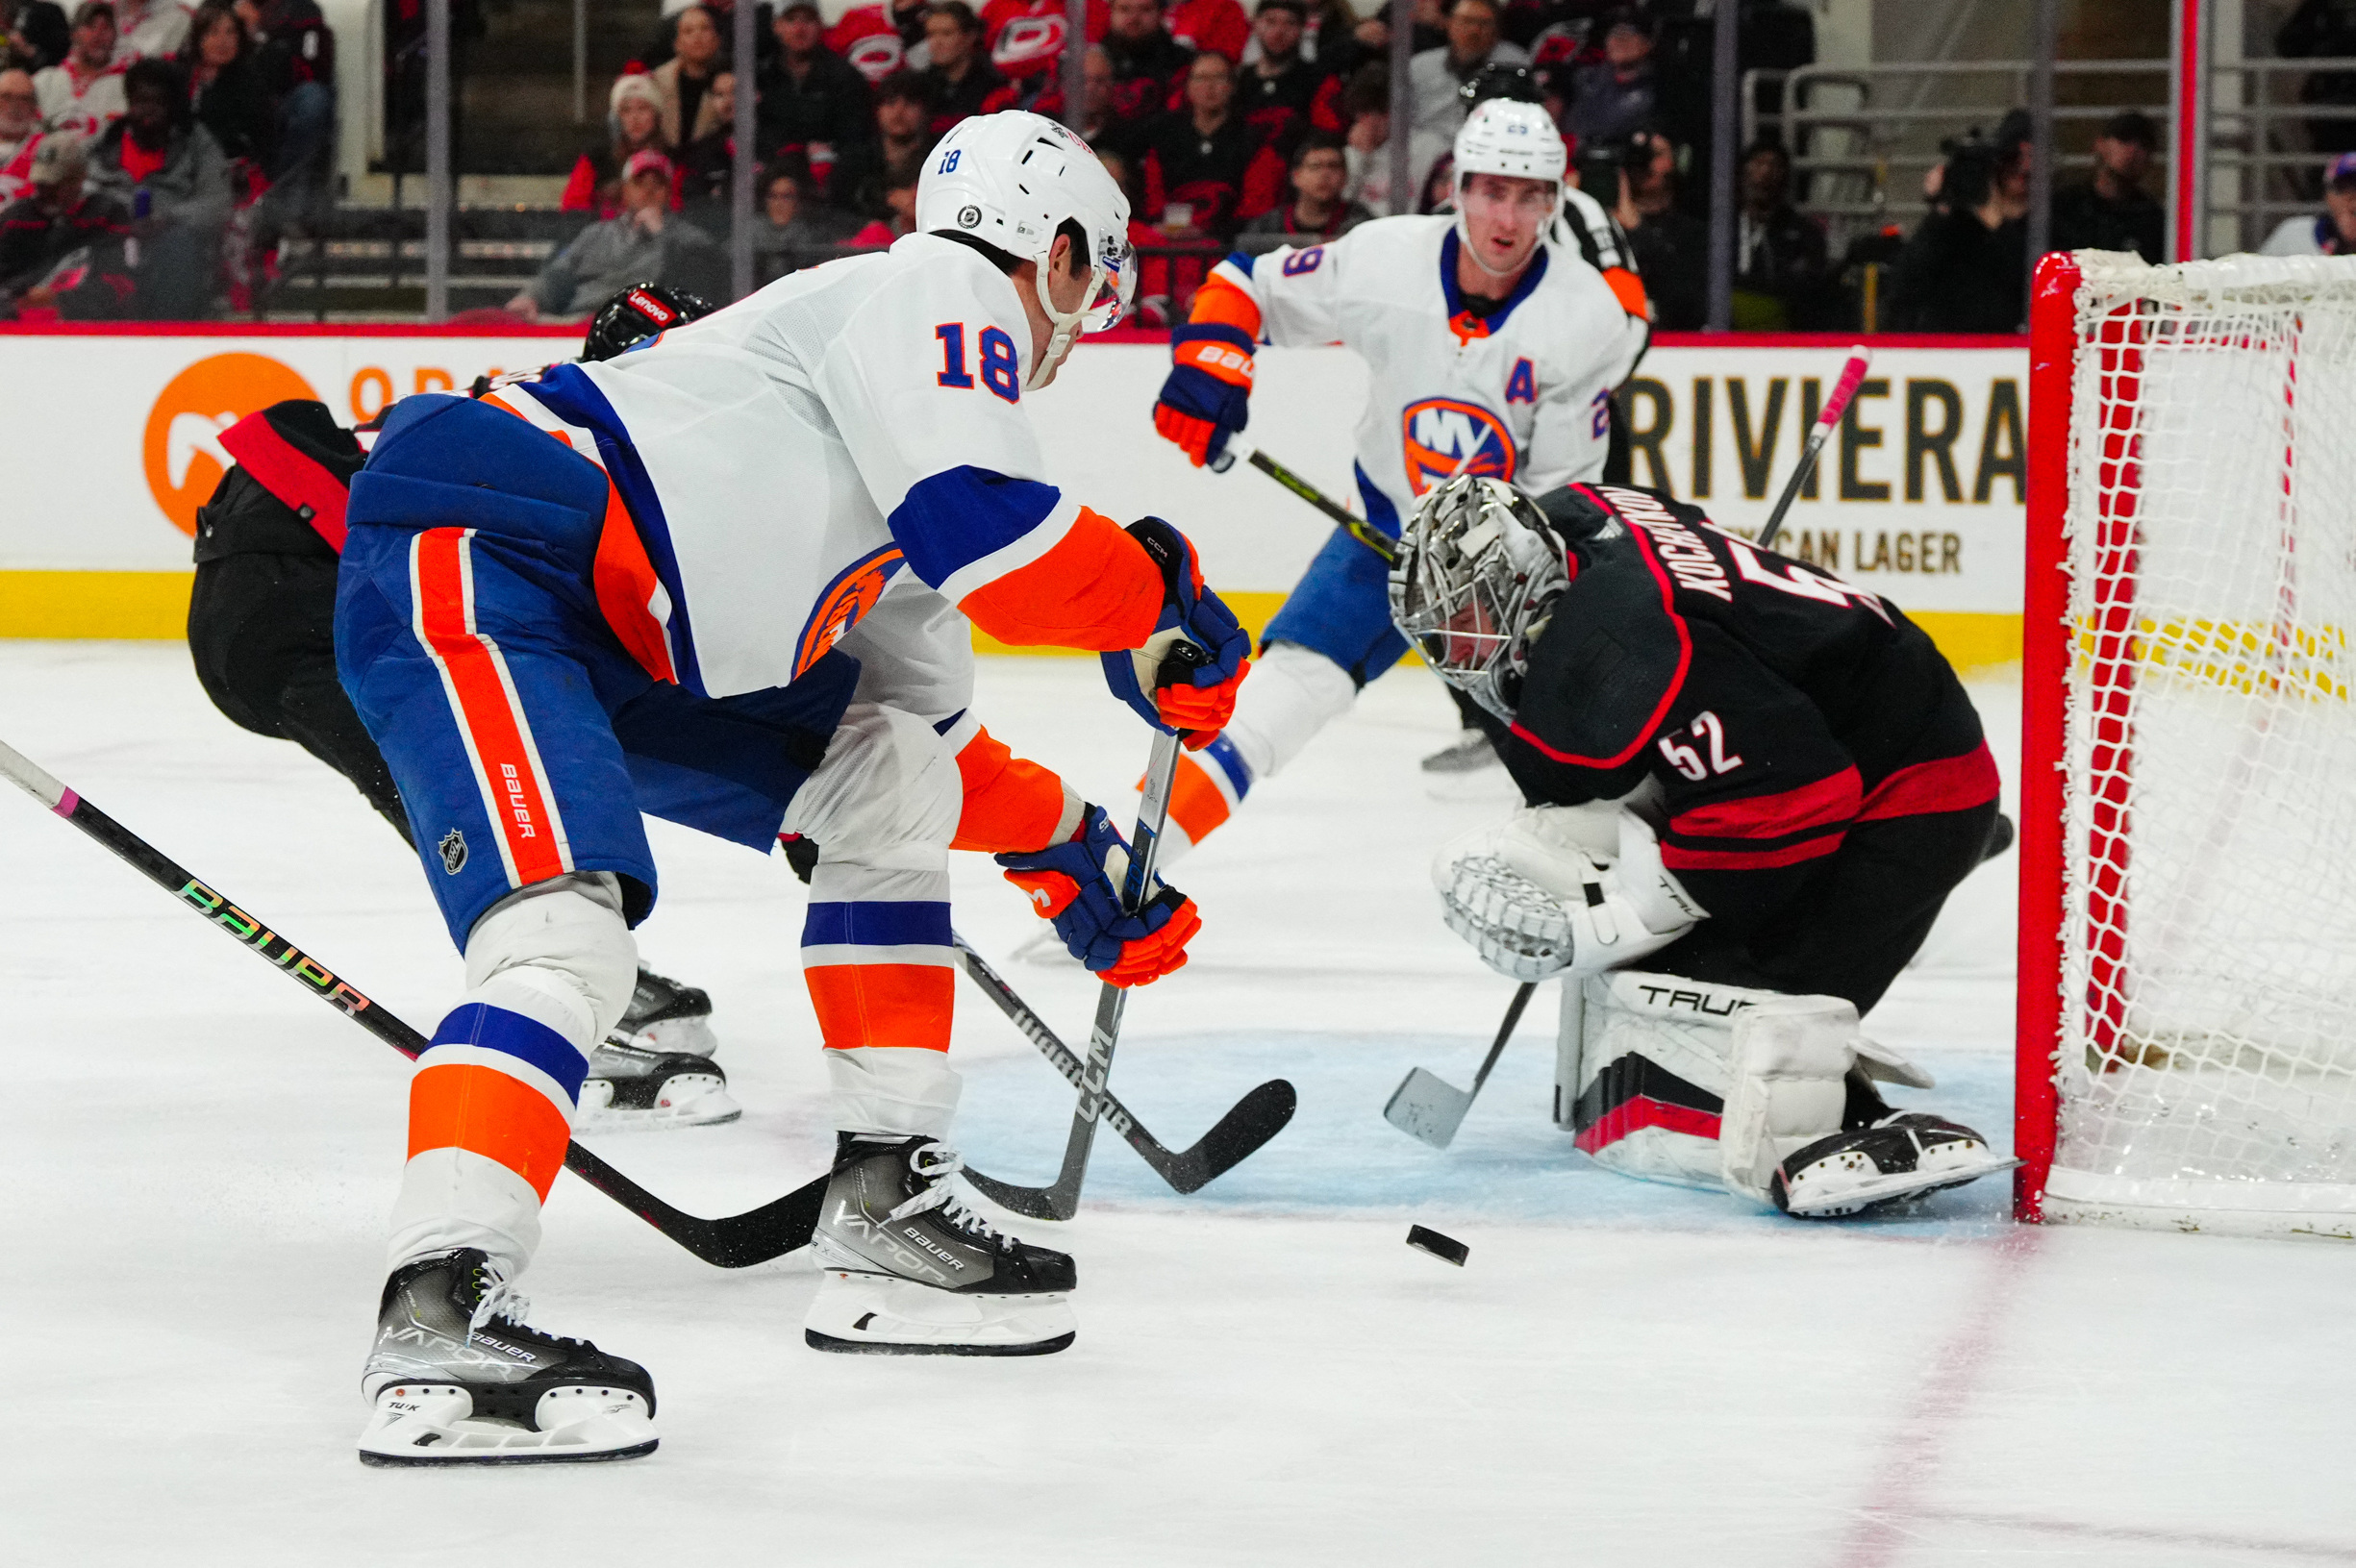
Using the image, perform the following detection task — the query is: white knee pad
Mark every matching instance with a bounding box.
[1221,640,1358,784]
[783,703,961,877]
[1718,997,1862,1202]
[462,872,638,1047]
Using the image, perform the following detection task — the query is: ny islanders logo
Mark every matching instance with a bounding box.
[1401,399,1516,495]
[794,546,907,678]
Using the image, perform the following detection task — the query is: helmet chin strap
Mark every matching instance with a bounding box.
[1027,259,1103,390]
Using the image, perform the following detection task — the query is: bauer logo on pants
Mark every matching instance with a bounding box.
[141,352,321,535]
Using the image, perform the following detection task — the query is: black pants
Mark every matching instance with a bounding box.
[1644,800,2000,1016]
[188,552,412,843]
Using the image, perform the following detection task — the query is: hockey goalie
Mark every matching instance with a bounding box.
[1392,476,2017,1217]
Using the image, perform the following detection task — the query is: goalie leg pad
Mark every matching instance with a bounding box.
[1718,996,1861,1202]
[1773,1113,2020,1217]
[1566,970,1786,1190]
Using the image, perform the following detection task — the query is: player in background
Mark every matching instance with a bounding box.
[187,286,740,1133]
[340,112,1249,1465]
[1147,90,1648,862]
[1398,476,2015,1217]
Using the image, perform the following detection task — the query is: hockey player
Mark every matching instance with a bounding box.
[1147,93,1648,860]
[343,112,1250,1465]
[188,286,736,1132]
[1396,475,2015,1218]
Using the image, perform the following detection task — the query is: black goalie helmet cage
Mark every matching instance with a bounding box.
[1389,476,1570,723]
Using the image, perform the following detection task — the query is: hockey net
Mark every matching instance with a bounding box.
[2018,250,2356,1237]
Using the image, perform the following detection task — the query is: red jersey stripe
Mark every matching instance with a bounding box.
[408,529,573,887]
[1859,743,2002,822]
[1661,833,1845,873]
[407,1060,573,1201]
[1671,765,1863,841]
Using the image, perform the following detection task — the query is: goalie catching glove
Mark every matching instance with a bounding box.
[1434,804,1706,981]
[1101,516,1251,745]
[997,805,1202,986]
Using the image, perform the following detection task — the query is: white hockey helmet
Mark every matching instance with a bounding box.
[1390,475,1570,722]
[1451,99,1566,272]
[915,110,1135,387]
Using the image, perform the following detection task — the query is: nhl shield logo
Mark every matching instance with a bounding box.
[957,204,983,229]
[439,830,467,875]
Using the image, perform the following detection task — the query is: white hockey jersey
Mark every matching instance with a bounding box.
[1210,214,1644,527]
[482,234,1154,722]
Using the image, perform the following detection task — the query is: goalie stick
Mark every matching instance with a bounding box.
[952,933,1297,1200]
[1383,981,1536,1148]
[0,735,823,1270]
[958,726,1185,1221]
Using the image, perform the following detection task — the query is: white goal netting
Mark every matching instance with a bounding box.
[2045,252,2356,1236]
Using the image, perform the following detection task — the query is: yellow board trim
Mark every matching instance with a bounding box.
[0,573,2024,680]
[0,571,194,639]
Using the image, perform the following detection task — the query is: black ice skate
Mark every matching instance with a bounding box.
[807,1135,1077,1356]
[612,963,719,1057]
[1771,1113,2020,1218]
[577,1039,739,1132]
[359,1249,657,1466]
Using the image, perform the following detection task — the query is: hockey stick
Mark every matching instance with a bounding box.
[1757,345,1872,551]
[959,727,1186,1221]
[1382,981,1537,1148]
[0,735,823,1270]
[1212,437,1401,566]
[952,932,1297,1196]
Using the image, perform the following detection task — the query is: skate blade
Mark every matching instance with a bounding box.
[804,1269,1075,1356]
[574,1076,741,1133]
[357,1383,658,1466]
[612,1012,719,1058]
[1782,1152,2022,1218]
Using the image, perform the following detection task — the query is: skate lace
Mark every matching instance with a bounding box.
[884,1142,1007,1247]
[464,1260,587,1350]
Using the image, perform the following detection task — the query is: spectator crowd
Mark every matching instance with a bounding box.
[520,0,1777,325]
[2,0,334,319]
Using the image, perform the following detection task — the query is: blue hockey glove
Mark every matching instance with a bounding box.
[997,806,1202,987]
[1100,516,1252,746]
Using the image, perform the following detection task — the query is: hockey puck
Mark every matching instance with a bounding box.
[1405,1225,1468,1266]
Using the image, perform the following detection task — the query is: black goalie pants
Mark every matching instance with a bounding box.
[1641,800,2001,1017]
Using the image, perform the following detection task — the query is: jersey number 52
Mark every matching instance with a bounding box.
[1658,711,1743,782]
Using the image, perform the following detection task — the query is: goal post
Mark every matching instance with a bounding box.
[2018,248,2356,1239]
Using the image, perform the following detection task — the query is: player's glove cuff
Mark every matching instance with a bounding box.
[996,806,1199,986]
[1100,516,1253,742]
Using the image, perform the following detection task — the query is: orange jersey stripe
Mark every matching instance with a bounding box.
[804,963,956,1053]
[1165,749,1235,842]
[959,507,1164,651]
[592,483,679,684]
[1190,272,1263,338]
[952,727,1072,853]
[410,529,572,886]
[407,1060,574,1201]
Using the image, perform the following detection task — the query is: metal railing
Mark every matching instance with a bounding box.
[1746,56,2356,260]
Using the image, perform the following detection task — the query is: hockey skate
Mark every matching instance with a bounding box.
[1420,728,1514,802]
[611,963,719,1057]
[807,1135,1077,1356]
[359,1249,657,1466]
[1772,1113,2020,1218]
[576,966,739,1132]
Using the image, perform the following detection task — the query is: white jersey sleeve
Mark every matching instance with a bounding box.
[815,240,1080,607]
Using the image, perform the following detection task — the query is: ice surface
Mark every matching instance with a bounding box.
[3,645,2353,1566]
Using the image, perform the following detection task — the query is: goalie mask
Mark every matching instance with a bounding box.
[1390,475,1570,722]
